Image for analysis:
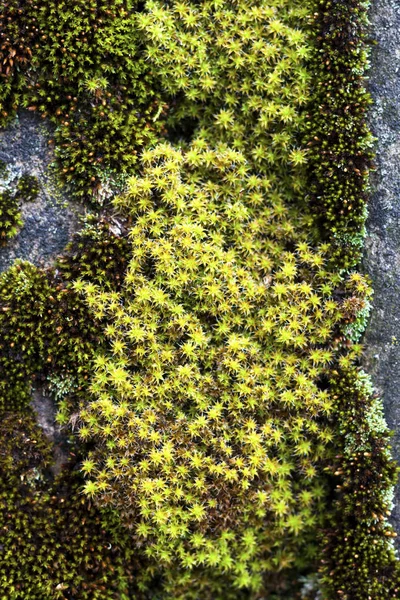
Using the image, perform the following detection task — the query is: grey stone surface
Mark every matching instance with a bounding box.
[363,0,400,534]
[32,387,70,478]
[0,110,83,273]
[0,111,83,475]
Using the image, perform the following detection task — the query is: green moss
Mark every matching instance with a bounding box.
[0,173,40,242]
[57,215,131,290]
[306,0,374,268]
[0,0,168,199]
[0,0,32,120]
[0,260,103,411]
[76,145,339,597]
[320,368,400,599]
[0,188,22,243]
[0,159,8,178]
[0,0,398,598]
[0,413,139,599]
[16,173,39,202]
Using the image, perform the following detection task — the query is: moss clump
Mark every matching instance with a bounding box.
[138,0,312,191]
[57,215,131,290]
[0,261,103,411]
[16,173,39,202]
[0,412,139,599]
[306,0,374,268]
[74,143,348,598]
[0,0,32,119]
[304,0,400,596]
[320,368,400,599]
[0,0,167,199]
[0,159,8,178]
[0,0,398,598]
[0,173,40,242]
[0,188,23,243]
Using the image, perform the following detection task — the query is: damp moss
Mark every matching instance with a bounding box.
[16,174,39,202]
[0,188,22,243]
[0,260,103,411]
[0,0,398,598]
[0,0,168,199]
[0,159,8,178]
[0,412,139,599]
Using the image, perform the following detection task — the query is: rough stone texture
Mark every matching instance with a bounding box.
[0,111,82,474]
[363,0,400,535]
[31,387,70,478]
[0,110,83,273]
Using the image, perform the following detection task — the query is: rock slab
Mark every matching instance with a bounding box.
[363,0,400,534]
[0,110,82,273]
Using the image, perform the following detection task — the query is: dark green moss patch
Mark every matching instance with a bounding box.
[0,413,138,599]
[0,260,103,411]
[0,159,8,178]
[321,368,400,599]
[16,173,39,202]
[57,215,131,290]
[0,0,168,199]
[0,188,22,243]
[307,0,374,268]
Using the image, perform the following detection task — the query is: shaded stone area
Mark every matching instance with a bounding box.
[31,387,71,478]
[0,110,83,273]
[363,0,400,535]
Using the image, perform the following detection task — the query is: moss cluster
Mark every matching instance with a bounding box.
[0,0,398,598]
[76,144,340,596]
[320,369,399,600]
[0,170,39,242]
[0,412,140,599]
[0,260,102,410]
[306,0,400,596]
[0,159,7,177]
[0,188,22,242]
[16,173,39,202]
[0,0,167,198]
[57,215,132,290]
[306,0,374,268]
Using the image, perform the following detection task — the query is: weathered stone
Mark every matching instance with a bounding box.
[31,387,70,478]
[0,110,83,273]
[363,0,400,535]
[0,111,83,475]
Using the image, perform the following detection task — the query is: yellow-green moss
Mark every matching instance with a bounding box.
[0,0,399,598]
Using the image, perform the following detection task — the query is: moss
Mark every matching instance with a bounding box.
[0,0,32,120]
[305,0,400,595]
[0,173,40,242]
[306,0,374,268]
[0,159,8,178]
[0,0,168,199]
[75,144,341,597]
[0,413,139,599]
[320,368,400,599]
[0,260,103,411]
[56,215,132,290]
[0,188,23,243]
[16,173,39,202]
[0,0,398,598]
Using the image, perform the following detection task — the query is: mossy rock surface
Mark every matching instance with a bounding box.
[362,0,400,541]
[0,0,399,598]
[0,111,82,273]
